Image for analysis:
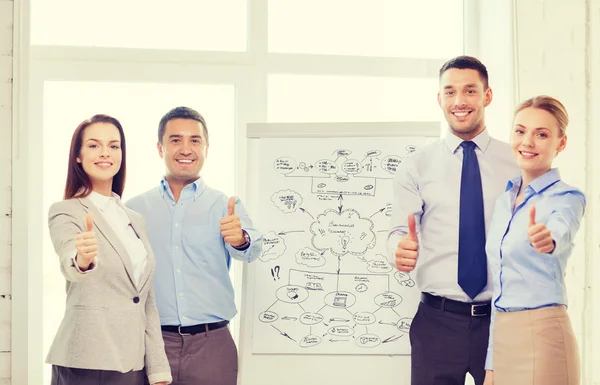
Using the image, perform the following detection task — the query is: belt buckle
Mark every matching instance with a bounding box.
[471,304,487,317]
[178,325,192,336]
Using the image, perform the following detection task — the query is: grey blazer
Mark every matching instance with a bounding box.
[46,196,172,384]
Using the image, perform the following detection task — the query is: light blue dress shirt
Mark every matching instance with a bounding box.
[484,168,586,370]
[126,177,263,326]
[387,129,519,302]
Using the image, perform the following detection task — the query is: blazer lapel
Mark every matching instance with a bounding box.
[78,197,137,287]
[125,208,154,292]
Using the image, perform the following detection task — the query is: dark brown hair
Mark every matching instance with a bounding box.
[158,106,209,145]
[439,55,489,90]
[64,114,127,199]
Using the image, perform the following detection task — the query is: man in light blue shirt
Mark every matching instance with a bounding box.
[126,106,263,385]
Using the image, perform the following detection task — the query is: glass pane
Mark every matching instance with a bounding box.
[269,0,463,58]
[42,81,234,383]
[268,74,442,124]
[31,0,246,51]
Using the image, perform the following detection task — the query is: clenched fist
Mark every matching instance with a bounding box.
[395,214,419,272]
[528,205,555,254]
[75,213,98,271]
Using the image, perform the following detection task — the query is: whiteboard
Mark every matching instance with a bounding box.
[241,122,439,359]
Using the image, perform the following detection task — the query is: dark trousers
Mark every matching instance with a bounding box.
[162,324,238,385]
[410,301,490,385]
[51,366,145,385]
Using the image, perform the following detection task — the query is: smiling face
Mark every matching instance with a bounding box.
[158,118,208,187]
[438,68,493,140]
[511,106,567,183]
[76,122,122,194]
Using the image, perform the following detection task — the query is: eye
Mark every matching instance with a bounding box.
[514,129,524,134]
[467,90,476,94]
[111,145,120,149]
[537,132,548,138]
[171,138,180,143]
[88,144,98,148]
[192,139,201,144]
[445,91,454,96]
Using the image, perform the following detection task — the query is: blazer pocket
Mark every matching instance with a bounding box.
[183,224,222,261]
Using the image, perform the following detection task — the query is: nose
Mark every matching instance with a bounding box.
[522,132,534,147]
[100,146,110,158]
[179,141,192,155]
[453,94,467,108]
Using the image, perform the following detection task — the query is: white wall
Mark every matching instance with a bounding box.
[0,0,12,384]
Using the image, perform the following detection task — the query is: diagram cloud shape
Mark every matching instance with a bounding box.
[259,231,287,262]
[295,247,326,268]
[310,209,375,257]
[270,189,303,214]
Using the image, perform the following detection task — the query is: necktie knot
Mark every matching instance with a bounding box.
[461,141,476,151]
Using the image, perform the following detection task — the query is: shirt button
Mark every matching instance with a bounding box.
[174,246,179,251]
[133,296,140,304]
[177,269,181,273]
[175,223,179,228]
[179,292,183,297]
[182,315,187,319]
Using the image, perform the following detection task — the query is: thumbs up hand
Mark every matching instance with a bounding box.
[220,197,246,247]
[395,214,419,272]
[75,213,98,271]
[528,205,555,254]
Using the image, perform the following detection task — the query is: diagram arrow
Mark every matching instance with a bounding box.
[277,230,305,236]
[378,320,397,326]
[369,207,386,218]
[271,325,296,342]
[329,339,349,343]
[336,256,341,291]
[382,335,403,344]
[299,207,314,219]
[338,194,344,214]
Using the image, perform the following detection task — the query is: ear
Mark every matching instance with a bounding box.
[205,144,209,158]
[484,87,493,107]
[76,156,81,163]
[557,134,567,154]
[157,142,164,158]
[437,92,442,108]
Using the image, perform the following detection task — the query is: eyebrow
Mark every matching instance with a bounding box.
[168,134,203,139]
[514,124,551,131]
[443,83,478,90]
[85,138,120,143]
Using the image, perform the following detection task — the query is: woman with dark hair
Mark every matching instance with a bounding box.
[46,114,171,385]
[484,96,585,385]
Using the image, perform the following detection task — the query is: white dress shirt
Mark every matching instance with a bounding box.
[74,191,148,285]
[387,129,519,302]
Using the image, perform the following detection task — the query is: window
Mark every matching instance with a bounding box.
[268,0,463,58]
[30,0,247,51]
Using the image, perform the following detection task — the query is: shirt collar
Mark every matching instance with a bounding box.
[443,128,491,154]
[505,168,561,193]
[88,190,120,212]
[160,177,207,201]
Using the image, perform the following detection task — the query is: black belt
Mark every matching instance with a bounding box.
[421,292,491,317]
[161,320,229,336]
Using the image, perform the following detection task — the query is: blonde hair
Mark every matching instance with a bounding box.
[514,95,569,137]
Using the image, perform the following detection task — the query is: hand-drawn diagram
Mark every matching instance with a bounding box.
[252,137,432,355]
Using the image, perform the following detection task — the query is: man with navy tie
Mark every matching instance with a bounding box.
[387,56,519,385]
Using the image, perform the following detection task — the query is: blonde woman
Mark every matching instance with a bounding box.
[484,96,585,384]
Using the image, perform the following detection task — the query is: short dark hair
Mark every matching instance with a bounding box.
[439,55,489,89]
[64,114,127,200]
[158,106,209,144]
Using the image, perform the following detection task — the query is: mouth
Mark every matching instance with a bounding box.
[519,150,538,159]
[452,110,472,121]
[176,159,196,165]
[94,161,113,169]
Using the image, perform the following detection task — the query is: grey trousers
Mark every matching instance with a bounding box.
[162,325,238,385]
[51,365,145,385]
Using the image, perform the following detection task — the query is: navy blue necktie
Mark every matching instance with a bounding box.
[458,141,487,299]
